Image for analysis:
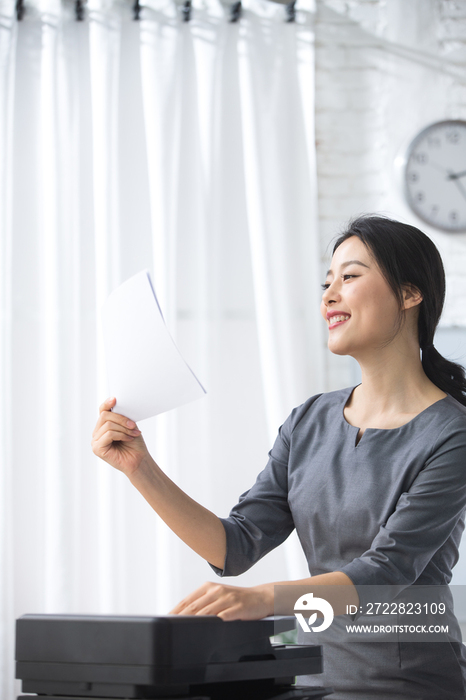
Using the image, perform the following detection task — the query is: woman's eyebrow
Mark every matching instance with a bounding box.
[326,259,370,276]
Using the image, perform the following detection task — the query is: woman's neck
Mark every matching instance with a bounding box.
[349,343,447,421]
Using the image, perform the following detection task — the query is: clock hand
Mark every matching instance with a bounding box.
[427,162,466,187]
[451,176,466,203]
[428,160,449,175]
[448,170,466,181]
[412,159,464,184]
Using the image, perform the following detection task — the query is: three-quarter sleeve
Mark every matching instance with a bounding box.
[210,413,296,577]
[340,416,466,601]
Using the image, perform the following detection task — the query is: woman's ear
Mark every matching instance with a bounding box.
[402,284,423,310]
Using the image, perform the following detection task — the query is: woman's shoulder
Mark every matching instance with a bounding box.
[442,392,466,416]
[432,393,466,438]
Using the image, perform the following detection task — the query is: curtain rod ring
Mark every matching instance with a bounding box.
[16,0,25,20]
[230,0,241,22]
[76,0,85,21]
[286,0,296,22]
[182,0,191,21]
[133,0,142,20]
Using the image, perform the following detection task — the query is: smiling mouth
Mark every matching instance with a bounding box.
[328,315,350,329]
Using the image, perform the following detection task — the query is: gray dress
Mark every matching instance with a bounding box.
[211,385,466,699]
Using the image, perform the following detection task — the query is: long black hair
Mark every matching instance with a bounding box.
[332,215,466,407]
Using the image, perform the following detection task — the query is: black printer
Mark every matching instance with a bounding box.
[15,614,333,700]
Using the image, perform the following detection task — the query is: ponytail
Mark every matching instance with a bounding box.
[421,345,466,407]
[333,215,466,407]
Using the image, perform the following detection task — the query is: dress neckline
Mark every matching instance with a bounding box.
[341,384,449,447]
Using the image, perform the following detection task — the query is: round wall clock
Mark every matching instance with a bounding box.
[404,120,466,232]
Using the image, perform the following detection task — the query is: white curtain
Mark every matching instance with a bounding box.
[0,0,322,694]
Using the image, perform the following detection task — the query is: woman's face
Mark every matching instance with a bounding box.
[320,236,406,358]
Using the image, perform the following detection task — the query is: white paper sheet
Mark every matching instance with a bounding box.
[101,270,206,422]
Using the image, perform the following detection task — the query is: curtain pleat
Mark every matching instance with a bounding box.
[0,0,321,694]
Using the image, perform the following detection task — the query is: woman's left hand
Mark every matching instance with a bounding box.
[170,581,274,621]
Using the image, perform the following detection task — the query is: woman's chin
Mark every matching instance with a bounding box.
[327,338,353,356]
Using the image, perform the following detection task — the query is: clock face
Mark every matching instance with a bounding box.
[404,120,466,232]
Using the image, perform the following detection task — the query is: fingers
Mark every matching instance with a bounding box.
[97,397,137,428]
[93,397,140,439]
[92,398,142,456]
[99,396,116,413]
[93,418,141,443]
[92,398,147,472]
[92,428,139,453]
[170,582,243,618]
[170,582,213,614]
[170,582,272,621]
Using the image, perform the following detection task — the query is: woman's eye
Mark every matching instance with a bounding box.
[321,275,359,290]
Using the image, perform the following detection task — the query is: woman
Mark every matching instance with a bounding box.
[92,215,466,698]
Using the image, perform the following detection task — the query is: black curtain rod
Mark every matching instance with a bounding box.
[15,0,297,22]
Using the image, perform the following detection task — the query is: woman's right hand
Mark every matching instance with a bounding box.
[91,397,149,477]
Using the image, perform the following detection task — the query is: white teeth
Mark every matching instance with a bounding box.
[329,315,350,324]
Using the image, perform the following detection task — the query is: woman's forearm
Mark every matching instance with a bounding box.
[171,571,359,620]
[271,571,359,617]
[128,453,227,569]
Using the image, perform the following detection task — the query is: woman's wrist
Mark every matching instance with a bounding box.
[269,572,359,617]
[252,582,275,617]
[128,450,160,483]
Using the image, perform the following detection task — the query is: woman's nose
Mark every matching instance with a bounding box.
[322,281,340,305]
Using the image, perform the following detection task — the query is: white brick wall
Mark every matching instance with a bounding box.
[315,0,466,390]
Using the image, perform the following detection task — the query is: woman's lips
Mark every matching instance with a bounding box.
[328,316,351,331]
